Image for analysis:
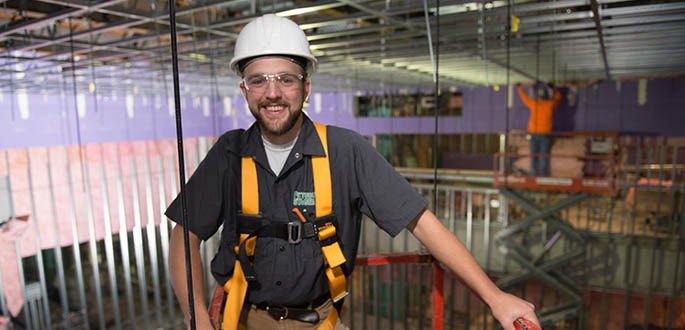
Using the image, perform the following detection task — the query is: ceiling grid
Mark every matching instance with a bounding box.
[0,0,683,94]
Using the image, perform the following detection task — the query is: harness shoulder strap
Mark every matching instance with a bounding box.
[311,123,348,303]
[312,122,332,217]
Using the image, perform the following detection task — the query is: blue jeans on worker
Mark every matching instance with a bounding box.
[530,134,550,176]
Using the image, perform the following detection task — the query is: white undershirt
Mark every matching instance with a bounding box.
[262,136,297,176]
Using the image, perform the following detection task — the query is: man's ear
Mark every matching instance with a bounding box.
[240,81,248,100]
[303,79,311,102]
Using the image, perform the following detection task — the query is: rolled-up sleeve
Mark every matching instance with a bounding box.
[352,134,427,237]
[165,141,227,240]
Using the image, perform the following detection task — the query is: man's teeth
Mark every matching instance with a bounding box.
[265,105,284,112]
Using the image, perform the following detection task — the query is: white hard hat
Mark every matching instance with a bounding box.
[230,14,317,76]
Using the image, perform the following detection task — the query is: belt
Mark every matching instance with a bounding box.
[254,295,330,324]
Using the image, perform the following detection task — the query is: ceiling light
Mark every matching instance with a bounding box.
[436,1,505,15]
[189,53,208,62]
[276,3,344,17]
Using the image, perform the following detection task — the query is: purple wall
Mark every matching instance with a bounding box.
[1,77,683,149]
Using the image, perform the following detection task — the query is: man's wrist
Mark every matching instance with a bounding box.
[481,286,504,308]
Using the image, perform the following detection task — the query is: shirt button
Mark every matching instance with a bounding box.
[294,152,301,159]
[275,281,282,286]
[279,246,285,252]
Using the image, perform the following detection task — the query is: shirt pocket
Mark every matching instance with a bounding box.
[251,237,278,276]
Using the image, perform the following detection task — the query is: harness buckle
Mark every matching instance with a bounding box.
[287,222,302,244]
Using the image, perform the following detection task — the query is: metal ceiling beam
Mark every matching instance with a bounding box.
[10,18,143,52]
[0,0,127,40]
[32,0,242,42]
[590,0,611,80]
[336,0,538,81]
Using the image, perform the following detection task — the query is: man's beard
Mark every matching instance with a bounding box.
[253,105,302,137]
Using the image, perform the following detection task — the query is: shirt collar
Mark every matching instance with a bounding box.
[236,114,326,158]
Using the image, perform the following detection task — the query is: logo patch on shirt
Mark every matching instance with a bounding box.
[293,191,315,206]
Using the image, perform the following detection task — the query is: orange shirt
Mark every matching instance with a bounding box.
[517,86,561,133]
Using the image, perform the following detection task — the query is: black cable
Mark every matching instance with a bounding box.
[152,1,170,143]
[68,17,86,185]
[432,0,440,210]
[202,3,221,138]
[168,2,197,330]
[6,41,16,122]
[505,0,511,180]
[86,2,99,115]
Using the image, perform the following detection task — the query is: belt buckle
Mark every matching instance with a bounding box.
[266,306,287,320]
[287,222,302,244]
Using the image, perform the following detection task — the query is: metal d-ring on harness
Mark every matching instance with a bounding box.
[216,122,348,330]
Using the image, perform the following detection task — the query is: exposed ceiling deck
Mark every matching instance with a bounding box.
[1,0,684,94]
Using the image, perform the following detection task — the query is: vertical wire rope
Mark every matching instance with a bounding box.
[505,0,511,181]
[422,0,440,211]
[434,1,440,212]
[67,17,86,186]
[168,1,196,329]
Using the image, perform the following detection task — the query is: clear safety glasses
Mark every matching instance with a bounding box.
[243,72,304,95]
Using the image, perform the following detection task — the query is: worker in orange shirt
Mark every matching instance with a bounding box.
[517,83,561,176]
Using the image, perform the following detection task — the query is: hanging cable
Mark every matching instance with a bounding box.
[152,1,170,143]
[86,2,100,116]
[202,5,221,138]
[422,0,439,210]
[6,40,16,122]
[168,1,197,329]
[422,0,437,84]
[505,0,512,183]
[68,17,86,185]
[479,3,489,86]
[433,1,440,210]
[534,35,540,139]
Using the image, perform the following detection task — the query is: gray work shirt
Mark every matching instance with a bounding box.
[165,115,427,306]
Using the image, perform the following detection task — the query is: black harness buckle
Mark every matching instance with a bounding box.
[287,221,302,244]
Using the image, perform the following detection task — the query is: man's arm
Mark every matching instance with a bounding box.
[407,209,539,330]
[169,224,214,330]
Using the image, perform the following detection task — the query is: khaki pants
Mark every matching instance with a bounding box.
[239,299,348,330]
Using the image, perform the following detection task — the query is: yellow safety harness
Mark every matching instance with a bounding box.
[217,122,348,330]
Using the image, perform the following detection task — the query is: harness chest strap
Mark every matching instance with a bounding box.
[219,122,347,330]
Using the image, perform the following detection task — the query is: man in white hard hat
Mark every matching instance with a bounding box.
[167,14,539,330]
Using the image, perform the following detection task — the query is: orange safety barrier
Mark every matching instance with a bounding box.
[355,252,541,330]
[356,252,444,330]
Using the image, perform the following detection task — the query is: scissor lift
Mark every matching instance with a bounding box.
[492,132,619,327]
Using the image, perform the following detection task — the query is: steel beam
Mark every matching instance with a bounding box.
[0,0,127,40]
[590,0,611,80]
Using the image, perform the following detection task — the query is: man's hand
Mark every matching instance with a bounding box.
[487,290,539,330]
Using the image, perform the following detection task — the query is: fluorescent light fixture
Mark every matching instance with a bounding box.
[189,53,209,61]
[434,1,506,15]
[276,3,343,18]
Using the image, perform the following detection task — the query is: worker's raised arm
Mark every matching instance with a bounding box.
[517,85,536,110]
[407,209,539,330]
[552,88,562,107]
